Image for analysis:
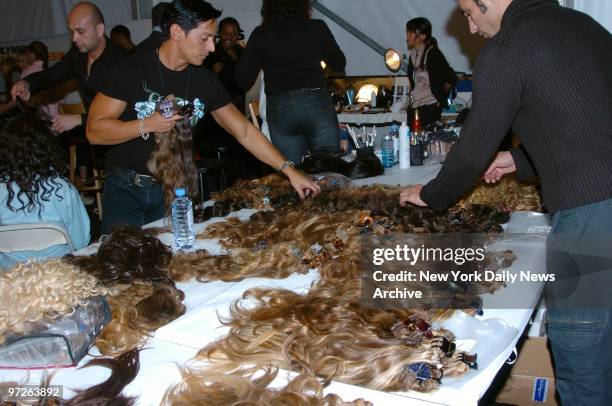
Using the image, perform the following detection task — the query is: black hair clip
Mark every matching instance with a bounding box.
[461,353,478,369]
[158,99,194,118]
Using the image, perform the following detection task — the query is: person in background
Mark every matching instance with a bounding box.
[0,112,90,270]
[205,17,246,112]
[136,2,170,52]
[5,42,61,119]
[400,1,612,404]
[110,25,136,53]
[406,17,457,129]
[11,2,127,134]
[11,2,127,193]
[235,0,346,165]
[86,0,320,233]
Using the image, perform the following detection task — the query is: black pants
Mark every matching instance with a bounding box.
[408,103,442,130]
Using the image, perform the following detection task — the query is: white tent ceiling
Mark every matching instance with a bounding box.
[0,0,610,76]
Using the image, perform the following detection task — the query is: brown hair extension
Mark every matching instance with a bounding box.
[64,348,140,405]
[163,364,372,405]
[148,117,200,209]
[96,282,185,356]
[459,175,543,212]
[0,259,115,344]
[65,226,172,286]
[178,283,473,394]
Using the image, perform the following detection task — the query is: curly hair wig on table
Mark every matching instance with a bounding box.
[0,112,68,216]
[0,259,114,344]
[148,117,200,210]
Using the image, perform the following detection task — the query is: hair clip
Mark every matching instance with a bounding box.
[461,353,478,369]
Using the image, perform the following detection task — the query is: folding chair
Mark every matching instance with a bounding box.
[0,223,76,253]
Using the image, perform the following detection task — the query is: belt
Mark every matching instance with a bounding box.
[109,166,158,187]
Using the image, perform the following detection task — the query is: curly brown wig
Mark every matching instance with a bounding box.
[0,112,68,216]
[261,0,311,25]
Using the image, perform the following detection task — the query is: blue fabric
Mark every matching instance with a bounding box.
[266,87,340,165]
[545,198,612,405]
[101,170,165,234]
[0,178,90,270]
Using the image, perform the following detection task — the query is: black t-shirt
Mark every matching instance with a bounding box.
[100,47,231,174]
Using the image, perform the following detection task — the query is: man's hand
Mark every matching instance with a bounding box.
[484,151,516,183]
[144,112,183,134]
[52,114,82,133]
[286,169,321,200]
[399,184,428,207]
[11,81,31,102]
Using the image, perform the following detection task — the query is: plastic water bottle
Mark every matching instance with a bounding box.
[172,188,195,249]
[399,121,411,169]
[390,125,400,165]
[381,133,394,169]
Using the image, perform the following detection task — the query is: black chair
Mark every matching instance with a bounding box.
[196,146,230,202]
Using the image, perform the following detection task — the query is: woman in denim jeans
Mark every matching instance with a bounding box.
[235,0,346,165]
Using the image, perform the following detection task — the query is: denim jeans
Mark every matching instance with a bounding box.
[545,198,612,405]
[101,169,166,234]
[267,87,340,164]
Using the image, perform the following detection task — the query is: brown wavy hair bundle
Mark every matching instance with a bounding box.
[96,282,185,356]
[163,364,372,406]
[148,117,200,210]
[65,226,173,286]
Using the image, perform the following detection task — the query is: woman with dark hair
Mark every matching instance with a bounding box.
[0,113,90,270]
[206,17,245,112]
[406,17,457,129]
[235,0,346,165]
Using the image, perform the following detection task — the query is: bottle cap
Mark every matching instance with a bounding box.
[175,188,186,197]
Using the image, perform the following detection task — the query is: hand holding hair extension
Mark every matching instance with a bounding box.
[147,117,200,210]
[459,175,543,212]
[65,226,172,286]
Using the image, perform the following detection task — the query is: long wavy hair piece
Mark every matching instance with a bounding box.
[148,117,200,210]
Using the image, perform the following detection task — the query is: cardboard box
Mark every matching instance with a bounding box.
[496,337,558,405]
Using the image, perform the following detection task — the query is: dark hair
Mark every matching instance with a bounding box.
[161,0,222,41]
[218,17,244,40]
[0,112,68,216]
[406,17,438,69]
[261,0,311,25]
[111,24,132,39]
[152,2,170,27]
[28,41,49,69]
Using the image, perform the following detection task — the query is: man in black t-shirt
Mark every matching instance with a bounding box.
[87,0,320,233]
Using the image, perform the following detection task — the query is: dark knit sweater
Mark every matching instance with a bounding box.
[421,0,612,213]
[234,19,345,95]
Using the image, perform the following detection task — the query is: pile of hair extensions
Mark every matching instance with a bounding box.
[162,177,520,402]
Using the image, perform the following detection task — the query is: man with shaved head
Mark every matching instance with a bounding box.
[11,1,127,134]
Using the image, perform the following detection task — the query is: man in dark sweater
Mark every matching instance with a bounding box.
[400,0,612,404]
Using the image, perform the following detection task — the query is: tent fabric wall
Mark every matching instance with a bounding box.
[0,0,610,76]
